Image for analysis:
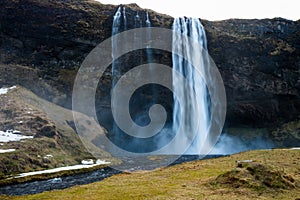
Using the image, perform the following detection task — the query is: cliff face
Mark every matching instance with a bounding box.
[0,0,299,131]
[203,19,300,126]
[0,0,171,68]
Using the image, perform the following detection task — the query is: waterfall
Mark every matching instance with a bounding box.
[146,11,151,48]
[133,11,142,87]
[111,9,211,155]
[134,11,142,28]
[145,12,152,67]
[146,11,150,27]
[172,17,211,154]
[112,7,121,36]
[111,7,122,141]
[145,12,156,100]
[112,7,122,86]
[123,7,127,31]
[111,7,149,148]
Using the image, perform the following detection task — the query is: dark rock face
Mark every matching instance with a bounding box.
[36,125,58,138]
[0,0,112,68]
[203,19,300,126]
[0,0,172,108]
[0,0,171,68]
[0,0,299,130]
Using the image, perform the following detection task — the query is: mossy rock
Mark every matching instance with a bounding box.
[213,162,298,191]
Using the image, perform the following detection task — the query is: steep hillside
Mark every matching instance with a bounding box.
[0,85,113,177]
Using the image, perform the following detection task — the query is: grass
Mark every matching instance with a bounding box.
[1,149,299,199]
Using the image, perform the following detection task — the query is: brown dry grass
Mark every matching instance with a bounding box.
[1,149,299,200]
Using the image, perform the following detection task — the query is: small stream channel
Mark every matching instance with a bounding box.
[0,155,225,196]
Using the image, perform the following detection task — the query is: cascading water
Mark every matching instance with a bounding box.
[111,7,122,86]
[145,12,151,54]
[134,11,142,28]
[111,7,123,140]
[172,17,211,154]
[111,8,212,155]
[146,11,150,27]
[72,4,226,172]
[111,7,153,149]
[123,7,127,31]
[145,11,156,99]
[134,11,142,67]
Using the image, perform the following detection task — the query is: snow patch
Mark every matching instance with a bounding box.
[15,161,111,178]
[0,130,33,142]
[0,149,16,153]
[0,86,17,95]
[12,130,22,134]
[96,159,110,165]
[290,147,300,150]
[43,154,53,159]
[81,159,94,165]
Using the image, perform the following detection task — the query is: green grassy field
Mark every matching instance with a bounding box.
[2,149,299,200]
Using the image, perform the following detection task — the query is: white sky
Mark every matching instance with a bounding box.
[97,0,300,21]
